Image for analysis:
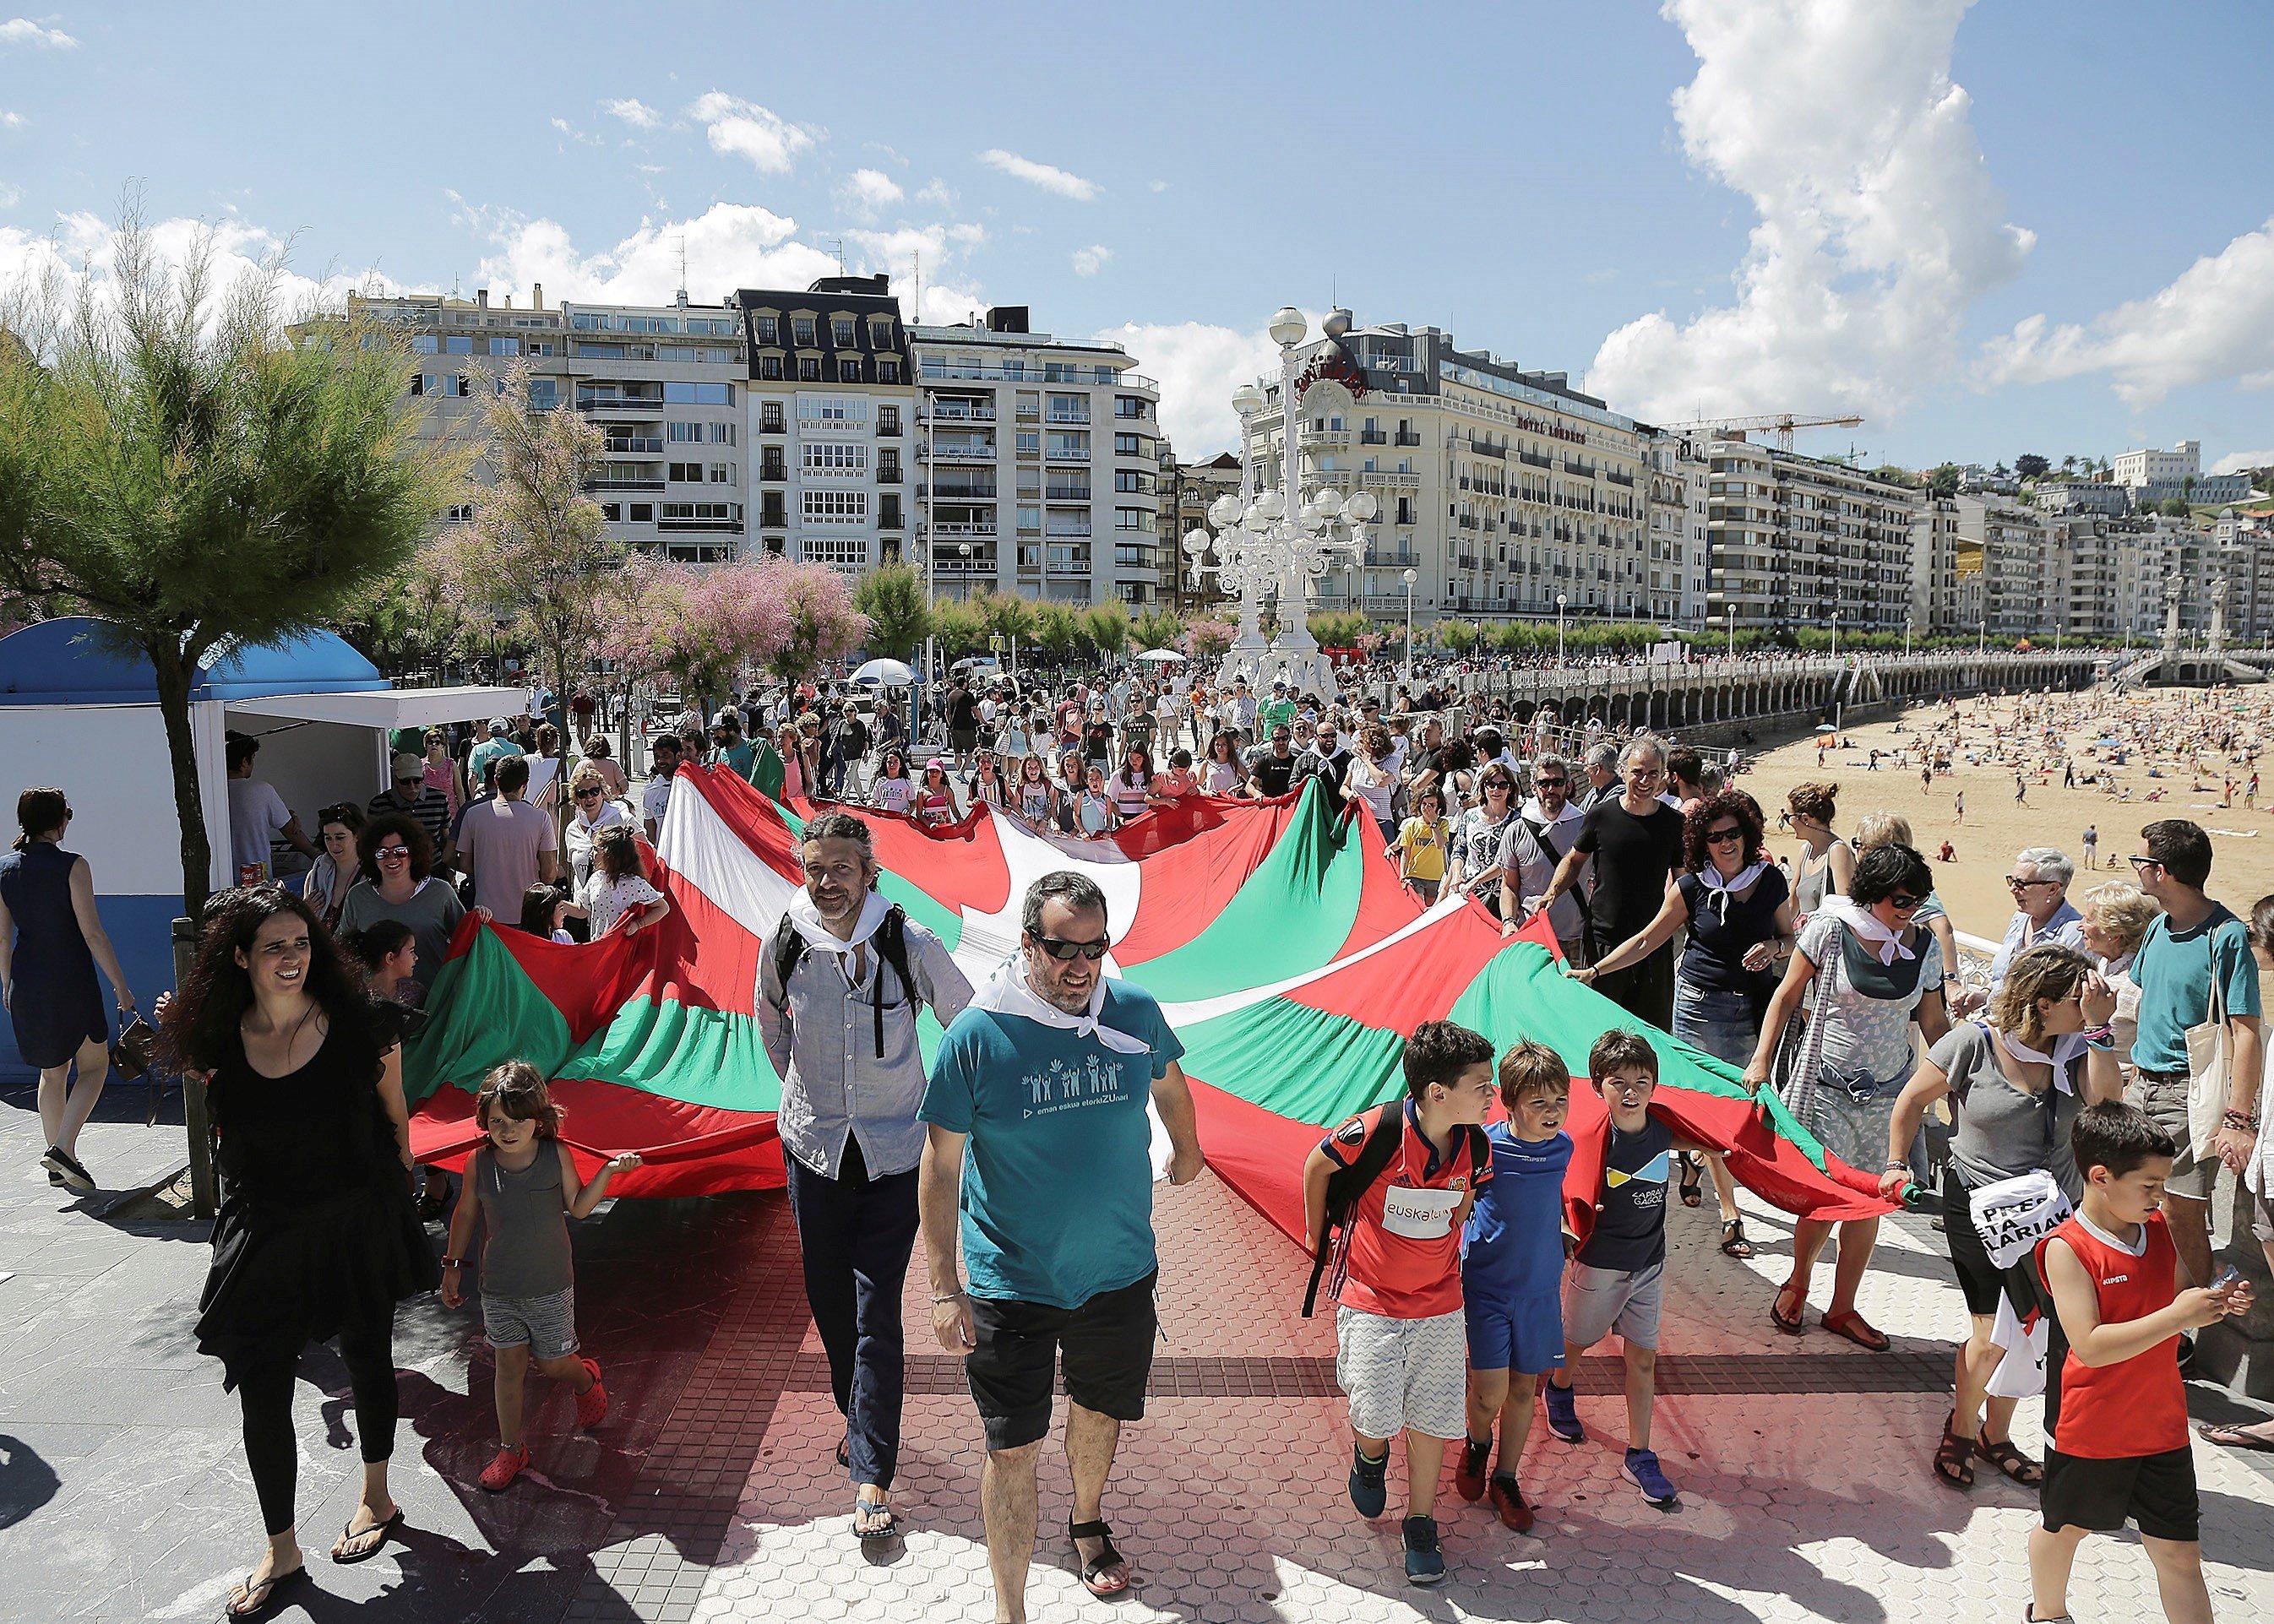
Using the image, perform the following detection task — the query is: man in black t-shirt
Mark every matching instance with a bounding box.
[1526,738,1684,1028]
[947,679,981,758]
[1244,725,1299,798]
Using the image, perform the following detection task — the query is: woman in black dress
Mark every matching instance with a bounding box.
[160,889,437,1619]
[0,788,137,1192]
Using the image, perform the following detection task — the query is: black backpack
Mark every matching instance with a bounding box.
[768,904,919,1059]
[1303,1105,1489,1317]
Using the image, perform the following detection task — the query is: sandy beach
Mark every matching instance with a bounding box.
[1733,682,2274,946]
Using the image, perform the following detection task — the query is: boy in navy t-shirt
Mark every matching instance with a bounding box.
[1454,1040,1574,1531]
[1542,1029,1709,1509]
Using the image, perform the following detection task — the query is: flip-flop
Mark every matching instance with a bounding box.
[2198,1422,2274,1452]
[221,1565,307,1621]
[1068,1518,1130,1597]
[330,1507,404,1565]
[852,1496,898,1541]
[1771,1279,1806,1335]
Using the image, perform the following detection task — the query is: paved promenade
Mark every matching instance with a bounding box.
[3,1081,2271,1623]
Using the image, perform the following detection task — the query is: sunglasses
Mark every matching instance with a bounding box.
[376,845,412,861]
[1886,892,1924,911]
[2005,876,2056,890]
[2126,855,2162,873]
[1032,935,1111,961]
[1535,776,1566,787]
[394,775,422,785]
[1705,828,1747,845]
[574,787,604,801]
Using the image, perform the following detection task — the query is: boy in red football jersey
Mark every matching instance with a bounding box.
[2029,1102,2254,1623]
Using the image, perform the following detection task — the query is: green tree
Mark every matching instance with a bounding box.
[1436,618,1480,655]
[851,562,930,661]
[1307,610,1372,647]
[1031,600,1080,663]
[1080,601,1133,663]
[1926,463,1963,497]
[339,551,471,679]
[2161,497,2192,518]
[1870,464,1916,487]
[973,589,1037,652]
[930,595,988,662]
[2016,453,2050,480]
[0,208,462,909]
[1131,606,1185,653]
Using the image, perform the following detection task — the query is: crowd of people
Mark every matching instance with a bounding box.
[9,656,2274,1621]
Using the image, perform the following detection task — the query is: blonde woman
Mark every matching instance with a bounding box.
[2076,881,2160,1073]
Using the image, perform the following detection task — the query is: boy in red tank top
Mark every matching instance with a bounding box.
[2028,1103,2254,1623]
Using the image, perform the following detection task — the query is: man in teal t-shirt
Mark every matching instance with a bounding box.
[1258,682,1297,740]
[918,872,1201,1613]
[2127,817,2263,1291]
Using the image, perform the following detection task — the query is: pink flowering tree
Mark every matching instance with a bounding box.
[756,558,870,685]
[1180,619,1236,660]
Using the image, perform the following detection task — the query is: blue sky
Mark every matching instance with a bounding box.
[4,1,2270,472]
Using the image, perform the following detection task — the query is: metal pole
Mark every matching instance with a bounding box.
[174,915,217,1218]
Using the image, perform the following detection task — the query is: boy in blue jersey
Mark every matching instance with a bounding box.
[1453,1040,1574,1530]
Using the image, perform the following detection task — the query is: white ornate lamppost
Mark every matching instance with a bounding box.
[1182,307,1375,695]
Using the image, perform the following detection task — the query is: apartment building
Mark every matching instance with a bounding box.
[1238,310,1651,626]
[730,274,916,574]
[350,284,750,562]
[2113,439,2201,490]
[1704,437,1918,634]
[1162,450,1243,614]
[1954,496,2052,639]
[908,307,1165,606]
[1644,432,1708,624]
[2034,479,2131,517]
[2046,513,2119,641]
[1908,497,1967,634]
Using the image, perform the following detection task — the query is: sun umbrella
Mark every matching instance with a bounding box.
[1137,648,1189,663]
[851,658,915,687]
[1814,723,1838,734]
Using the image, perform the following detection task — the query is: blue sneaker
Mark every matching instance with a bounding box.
[1402,1515,1446,1586]
[1623,1447,1679,1508]
[1348,1444,1389,1518]
[1543,1379,1584,1442]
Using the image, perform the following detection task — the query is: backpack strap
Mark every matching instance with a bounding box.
[869,904,917,1060]
[1303,1104,1408,1318]
[768,914,807,1008]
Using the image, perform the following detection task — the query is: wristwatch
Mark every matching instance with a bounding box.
[440,1257,464,1269]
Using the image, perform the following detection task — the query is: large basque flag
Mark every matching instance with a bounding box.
[403,766,1893,1237]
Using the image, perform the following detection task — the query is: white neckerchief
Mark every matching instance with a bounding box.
[969,953,1151,1056]
[786,888,889,985]
[1818,894,1914,964]
[1695,860,1770,924]
[1993,1023,2087,1095]
[1517,797,1581,829]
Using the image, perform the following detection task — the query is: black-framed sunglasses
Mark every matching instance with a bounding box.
[1886,892,1925,911]
[574,787,604,801]
[2126,855,2162,874]
[1032,935,1111,962]
[1535,776,1567,788]
[2005,876,2056,890]
[1705,827,1747,845]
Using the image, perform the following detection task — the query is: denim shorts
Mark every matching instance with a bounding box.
[1672,982,1760,1069]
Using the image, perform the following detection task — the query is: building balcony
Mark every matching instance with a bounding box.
[1359,429,1386,444]
[931,555,997,573]
[1046,560,1091,575]
[603,437,664,454]
[923,443,998,461]
[1465,437,1507,459]
[1044,448,1091,462]
[585,477,666,492]
[1365,550,1420,567]
[657,519,743,535]
[1359,470,1421,492]
[576,399,664,416]
[1045,486,1092,502]
[1044,412,1091,426]
[918,405,996,422]
[873,420,902,437]
[930,520,998,538]
[1518,450,1552,469]
[1394,432,1423,447]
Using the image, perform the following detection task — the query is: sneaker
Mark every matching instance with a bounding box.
[1347,1443,1389,1519]
[1623,1447,1679,1509]
[574,1357,609,1429]
[41,1147,94,1194]
[1543,1380,1584,1443]
[1453,1437,1491,1502]
[1401,1515,1446,1586]
[478,1445,529,1493]
[1488,1472,1536,1532]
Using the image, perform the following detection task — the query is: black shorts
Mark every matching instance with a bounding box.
[966,1270,1157,1452]
[2040,1445,2200,1543]
[1941,1168,2049,1320]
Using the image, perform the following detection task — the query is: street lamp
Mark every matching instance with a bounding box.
[957,541,973,602]
[1557,592,1569,668]
[1829,609,1840,665]
[1402,568,1418,686]
[1725,603,1735,660]
[1904,618,1912,660]
[1979,617,1987,656]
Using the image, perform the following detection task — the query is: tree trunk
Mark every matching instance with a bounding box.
[149,639,212,915]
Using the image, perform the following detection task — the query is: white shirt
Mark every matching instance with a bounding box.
[580,870,662,937]
[641,775,671,834]
[227,778,292,878]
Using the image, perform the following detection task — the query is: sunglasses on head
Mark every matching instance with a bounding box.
[1032,935,1111,961]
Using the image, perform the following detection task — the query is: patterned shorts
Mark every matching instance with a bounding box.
[482,1287,579,1361]
[1335,1306,1469,1442]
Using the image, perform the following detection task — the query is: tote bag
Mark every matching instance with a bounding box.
[2182,953,2231,1161]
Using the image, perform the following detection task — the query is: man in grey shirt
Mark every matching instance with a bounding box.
[757,811,972,1540]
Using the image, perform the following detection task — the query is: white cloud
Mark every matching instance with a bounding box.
[914,178,958,209]
[977,149,1099,202]
[0,18,76,47]
[0,110,23,128]
[460,199,838,306]
[1585,0,2032,424]
[1148,180,1169,194]
[838,167,904,214]
[549,117,602,148]
[1095,319,1281,456]
[2212,449,2273,477]
[1070,244,1111,277]
[1978,216,2274,406]
[601,97,659,129]
[688,92,819,175]
[0,184,19,208]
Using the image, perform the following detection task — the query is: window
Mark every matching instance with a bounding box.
[1017,430,1042,455]
[878,496,902,529]
[833,355,862,383]
[599,502,621,521]
[760,402,785,433]
[663,382,734,405]
[669,422,703,443]
[446,335,473,355]
[797,396,871,425]
[707,422,735,444]
[878,359,900,383]
[759,356,784,380]
[668,462,704,483]
[876,451,900,481]
[800,358,821,381]
[628,503,655,523]
[440,374,468,396]
[868,317,894,346]
[876,405,900,433]
[1114,507,1156,533]
[1114,433,1150,457]
[802,535,868,569]
[802,490,868,524]
[1114,470,1154,494]
[411,334,438,354]
[761,448,786,481]
[1018,505,1042,532]
[524,341,555,356]
[444,502,475,522]
[578,342,625,358]
[489,337,517,356]
[802,442,868,475]
[1114,395,1150,420]
[761,494,787,526]
[754,316,779,345]
[525,377,558,410]
[833,318,855,347]
[660,502,737,520]
[710,462,732,484]
[792,318,816,346]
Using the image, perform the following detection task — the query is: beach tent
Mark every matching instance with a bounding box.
[0,616,525,1077]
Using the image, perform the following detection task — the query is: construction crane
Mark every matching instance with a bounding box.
[1662,412,1864,453]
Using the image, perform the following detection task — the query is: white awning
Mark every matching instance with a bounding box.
[222,685,535,730]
